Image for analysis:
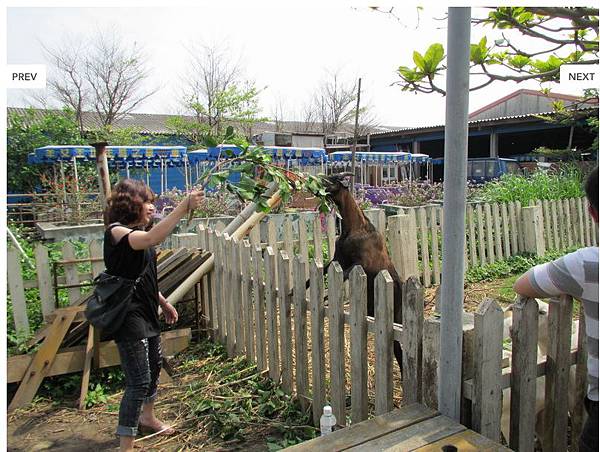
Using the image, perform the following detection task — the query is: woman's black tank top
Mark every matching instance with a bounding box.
[103,224,160,342]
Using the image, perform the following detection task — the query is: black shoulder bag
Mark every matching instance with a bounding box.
[85,224,149,335]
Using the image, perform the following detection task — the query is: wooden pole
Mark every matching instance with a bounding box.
[92,142,111,209]
[350,78,362,194]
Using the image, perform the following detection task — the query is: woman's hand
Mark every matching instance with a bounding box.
[161,302,179,325]
[185,190,205,211]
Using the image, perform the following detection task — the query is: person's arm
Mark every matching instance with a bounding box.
[112,190,204,250]
[159,291,178,324]
[513,271,547,298]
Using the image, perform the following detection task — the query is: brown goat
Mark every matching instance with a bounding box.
[321,173,403,372]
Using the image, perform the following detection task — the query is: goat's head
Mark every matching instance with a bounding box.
[320,172,354,204]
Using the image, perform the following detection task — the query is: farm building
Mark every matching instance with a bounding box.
[364,89,598,161]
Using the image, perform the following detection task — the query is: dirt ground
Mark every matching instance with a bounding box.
[7,276,520,451]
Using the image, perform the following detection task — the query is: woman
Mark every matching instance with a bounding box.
[103,179,203,452]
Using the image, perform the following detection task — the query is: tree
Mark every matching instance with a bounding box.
[394,7,598,95]
[302,70,380,136]
[7,108,85,192]
[179,42,265,139]
[43,28,157,130]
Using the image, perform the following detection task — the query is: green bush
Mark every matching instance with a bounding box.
[474,166,585,205]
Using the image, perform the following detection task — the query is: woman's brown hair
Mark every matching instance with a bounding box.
[104,179,155,227]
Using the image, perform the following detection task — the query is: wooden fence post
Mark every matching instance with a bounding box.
[310,259,326,426]
[350,266,368,423]
[35,243,55,318]
[522,206,546,256]
[388,214,418,282]
[375,270,394,415]
[8,247,29,334]
[543,295,573,452]
[472,298,503,442]
[224,234,236,356]
[241,241,254,362]
[328,261,346,427]
[252,245,267,372]
[422,318,440,410]
[293,255,309,412]
[278,250,293,394]
[401,276,423,405]
[572,314,588,448]
[264,247,280,382]
[510,296,539,452]
[313,214,323,264]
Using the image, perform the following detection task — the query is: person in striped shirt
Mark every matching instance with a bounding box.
[514,165,598,452]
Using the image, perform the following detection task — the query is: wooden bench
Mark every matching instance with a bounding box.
[286,403,510,451]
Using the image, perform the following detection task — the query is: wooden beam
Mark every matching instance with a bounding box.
[8,307,79,411]
[78,325,95,410]
[7,329,191,384]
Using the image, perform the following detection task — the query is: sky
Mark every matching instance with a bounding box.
[5,4,592,129]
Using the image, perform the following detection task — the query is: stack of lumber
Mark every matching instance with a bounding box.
[7,247,210,412]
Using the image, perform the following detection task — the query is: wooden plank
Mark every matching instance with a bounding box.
[328,261,346,427]
[298,214,309,274]
[348,414,466,451]
[293,255,309,412]
[264,247,280,382]
[422,318,440,410]
[516,201,525,253]
[542,200,553,250]
[431,207,441,285]
[467,205,477,269]
[543,295,573,452]
[571,314,588,447]
[207,229,217,340]
[241,241,254,362]
[8,307,78,410]
[313,214,324,264]
[61,242,82,305]
[253,245,267,372]
[375,270,394,415]
[484,203,495,264]
[377,208,386,237]
[492,203,503,260]
[412,429,511,451]
[8,247,30,334]
[472,298,503,442]
[34,243,55,318]
[388,214,419,282]
[232,237,244,356]
[310,259,326,426]
[509,296,539,452]
[501,203,510,258]
[476,204,486,265]
[327,213,336,262]
[214,231,225,343]
[224,234,235,356]
[249,223,261,247]
[401,277,423,405]
[278,250,293,394]
[557,199,565,250]
[350,266,368,423]
[78,325,95,410]
[89,240,104,278]
[8,329,191,384]
[267,220,279,283]
[283,218,294,264]
[550,200,560,250]
[582,197,591,246]
[417,207,431,287]
[509,201,519,255]
[286,403,438,452]
[576,198,585,246]
[564,199,573,247]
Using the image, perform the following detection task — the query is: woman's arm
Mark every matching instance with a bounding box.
[159,291,178,324]
[112,190,204,250]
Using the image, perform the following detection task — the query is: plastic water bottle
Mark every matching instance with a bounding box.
[320,405,336,436]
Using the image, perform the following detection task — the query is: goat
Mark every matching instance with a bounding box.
[320,172,404,372]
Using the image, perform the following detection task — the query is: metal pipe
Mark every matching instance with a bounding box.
[439,6,471,422]
[92,142,111,209]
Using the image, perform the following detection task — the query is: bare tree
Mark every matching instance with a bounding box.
[43,36,88,134]
[85,30,157,126]
[270,94,288,132]
[42,28,157,129]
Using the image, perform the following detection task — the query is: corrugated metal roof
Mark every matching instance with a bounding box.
[369,107,598,137]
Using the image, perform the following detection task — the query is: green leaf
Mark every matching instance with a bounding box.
[508,54,530,69]
[413,51,426,71]
[424,43,444,72]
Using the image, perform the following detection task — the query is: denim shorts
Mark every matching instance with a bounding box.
[115,335,162,437]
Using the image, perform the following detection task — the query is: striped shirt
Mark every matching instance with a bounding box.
[528,246,599,401]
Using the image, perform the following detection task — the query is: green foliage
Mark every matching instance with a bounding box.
[7,108,85,192]
[474,166,585,204]
[87,125,147,146]
[465,247,579,283]
[397,43,445,90]
[84,383,108,408]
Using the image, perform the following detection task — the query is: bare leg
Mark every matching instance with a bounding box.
[138,401,173,433]
[119,435,134,452]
